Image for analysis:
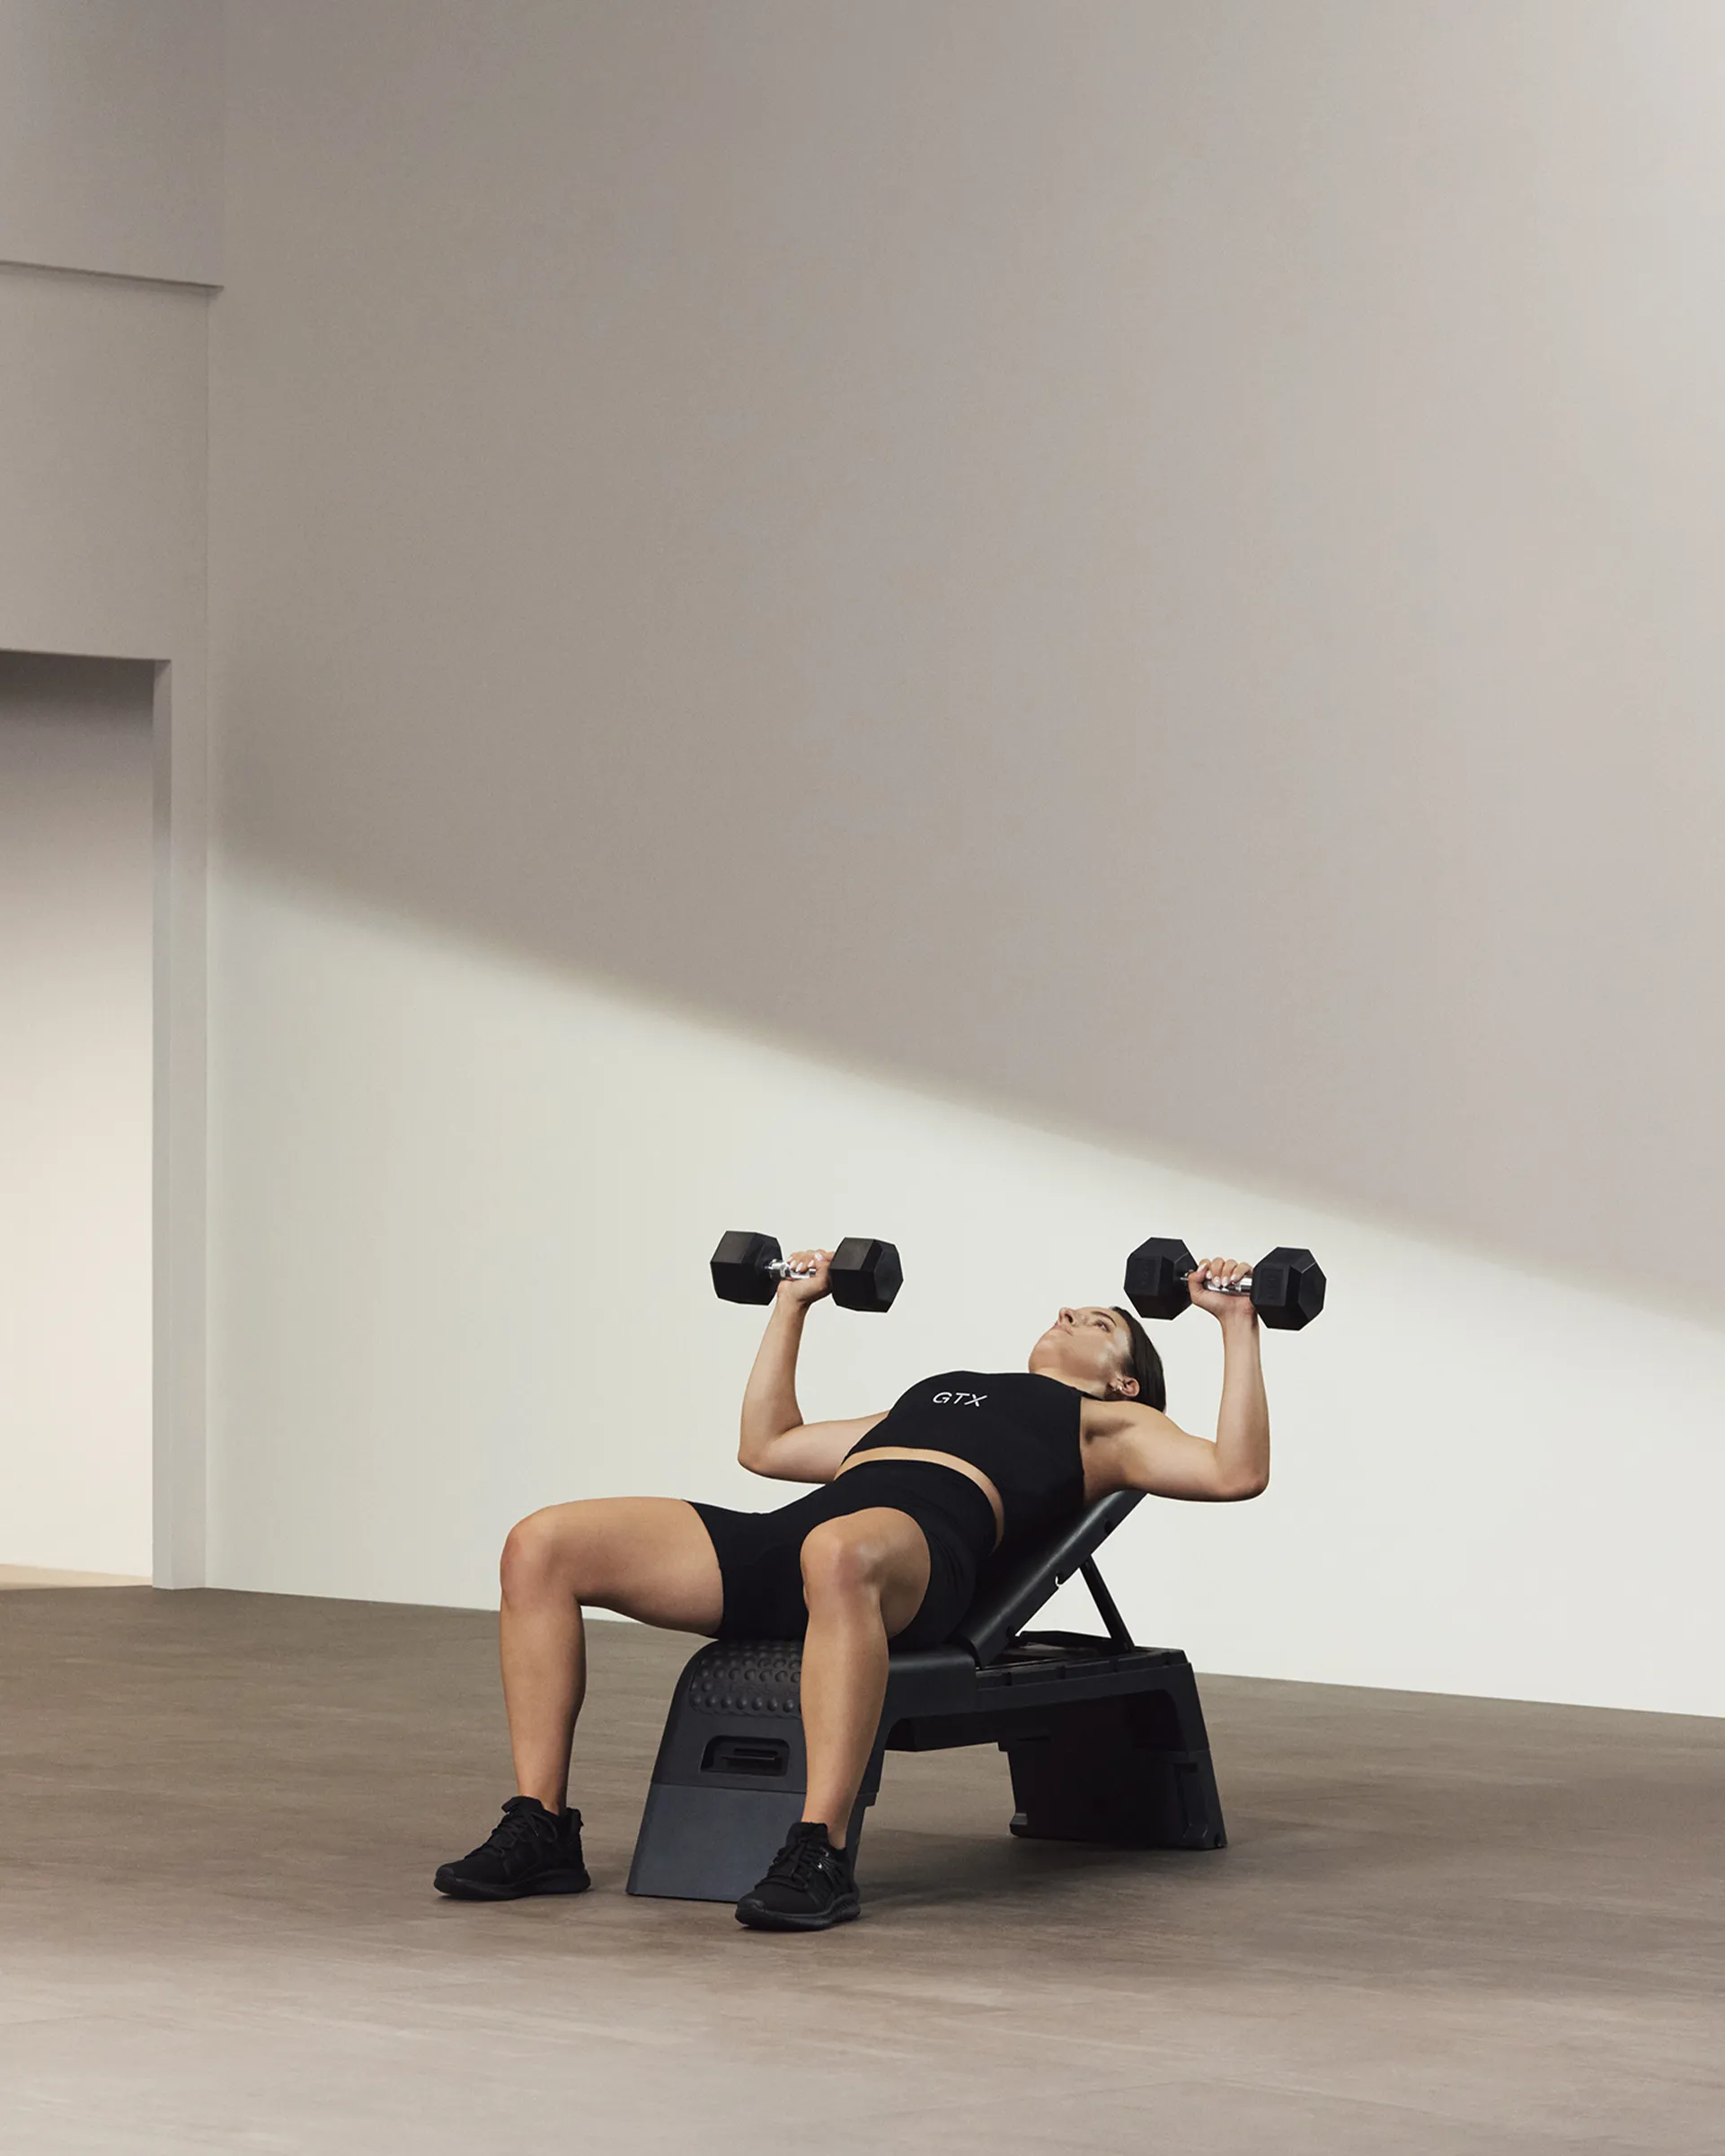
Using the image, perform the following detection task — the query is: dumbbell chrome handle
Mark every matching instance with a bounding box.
[765,1257,820,1281]
[1182,1269,1253,1295]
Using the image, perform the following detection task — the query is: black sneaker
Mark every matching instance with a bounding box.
[734,1822,861,1932]
[434,1796,591,1901]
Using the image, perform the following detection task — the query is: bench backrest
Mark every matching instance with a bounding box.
[950,1489,1143,1666]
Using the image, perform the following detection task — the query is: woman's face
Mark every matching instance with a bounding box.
[1030,1307,1138,1399]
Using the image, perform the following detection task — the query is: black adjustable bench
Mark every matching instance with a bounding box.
[626,1491,1226,1901]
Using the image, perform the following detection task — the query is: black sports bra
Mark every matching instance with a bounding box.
[844,1370,1086,1548]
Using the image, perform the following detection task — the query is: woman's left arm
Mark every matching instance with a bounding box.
[1207,1297,1269,1498]
[1107,1258,1269,1501]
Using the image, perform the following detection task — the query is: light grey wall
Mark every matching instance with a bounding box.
[0,0,224,286]
[203,3,1725,1707]
[0,267,209,657]
[213,0,1725,1306]
[0,653,155,1575]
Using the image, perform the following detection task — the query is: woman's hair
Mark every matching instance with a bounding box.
[1112,1306,1166,1412]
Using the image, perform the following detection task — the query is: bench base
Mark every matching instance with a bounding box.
[626,1632,1225,1903]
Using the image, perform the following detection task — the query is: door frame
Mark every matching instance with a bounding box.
[149,655,207,1586]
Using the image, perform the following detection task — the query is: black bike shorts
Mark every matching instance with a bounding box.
[689,1459,997,1649]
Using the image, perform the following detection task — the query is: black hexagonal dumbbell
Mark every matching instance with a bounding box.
[1124,1236,1325,1331]
[709,1231,903,1313]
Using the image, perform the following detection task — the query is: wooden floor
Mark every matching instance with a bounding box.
[1,1586,1721,2152]
[0,1565,150,1589]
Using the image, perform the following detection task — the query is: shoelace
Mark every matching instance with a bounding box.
[765,1831,837,1894]
[486,1804,558,1854]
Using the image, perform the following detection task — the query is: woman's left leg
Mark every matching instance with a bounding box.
[795,1508,931,1842]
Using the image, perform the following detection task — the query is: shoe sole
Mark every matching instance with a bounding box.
[733,1894,861,1932]
[434,1869,591,1901]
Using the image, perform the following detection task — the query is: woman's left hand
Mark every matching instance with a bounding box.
[1186,1255,1256,1321]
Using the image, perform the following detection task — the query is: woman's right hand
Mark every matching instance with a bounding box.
[776,1248,833,1306]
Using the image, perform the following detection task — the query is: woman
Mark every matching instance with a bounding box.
[435,1248,1269,1930]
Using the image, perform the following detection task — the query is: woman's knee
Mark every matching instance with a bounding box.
[800,1518,889,1604]
[500,1508,584,1602]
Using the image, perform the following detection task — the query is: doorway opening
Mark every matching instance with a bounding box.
[0,651,155,1587]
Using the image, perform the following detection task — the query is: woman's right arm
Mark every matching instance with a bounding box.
[738,1250,886,1481]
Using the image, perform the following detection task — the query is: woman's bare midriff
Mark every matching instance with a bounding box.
[834,1445,1005,1549]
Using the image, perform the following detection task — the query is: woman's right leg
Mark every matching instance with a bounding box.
[500,1497,723,1812]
